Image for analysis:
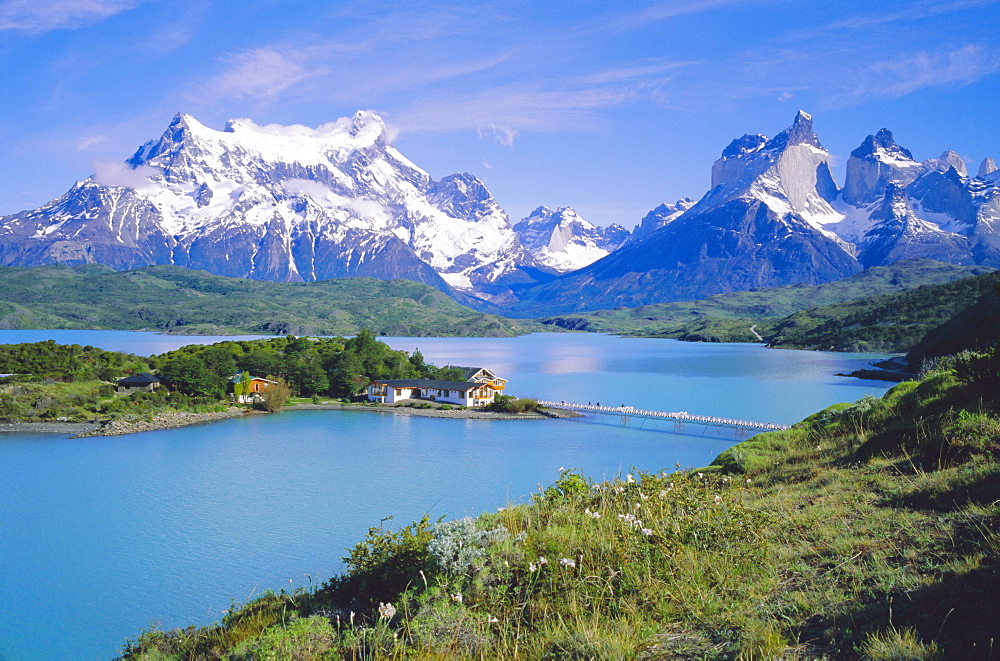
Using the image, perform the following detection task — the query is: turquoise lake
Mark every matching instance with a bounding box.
[0,331,896,660]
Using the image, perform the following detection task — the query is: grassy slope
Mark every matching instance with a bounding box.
[121,350,1000,660]
[764,270,1000,353]
[536,260,992,345]
[0,264,536,337]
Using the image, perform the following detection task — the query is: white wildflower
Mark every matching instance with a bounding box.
[639,493,649,501]
[714,495,723,504]
[488,614,499,623]
[641,528,654,536]
[452,593,463,603]
[559,557,576,568]
[529,562,537,572]
[658,489,668,499]
[697,472,704,479]
[378,602,396,619]
[538,556,548,565]
[497,507,505,512]
[626,473,636,484]
[746,478,752,483]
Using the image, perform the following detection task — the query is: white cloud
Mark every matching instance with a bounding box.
[0,0,141,32]
[92,161,158,190]
[282,178,332,200]
[77,134,110,150]
[478,124,517,146]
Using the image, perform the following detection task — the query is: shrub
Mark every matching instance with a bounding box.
[428,517,509,575]
[490,396,539,413]
[255,378,292,412]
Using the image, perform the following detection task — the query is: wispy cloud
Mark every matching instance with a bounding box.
[850,44,1000,100]
[191,48,328,102]
[0,0,141,32]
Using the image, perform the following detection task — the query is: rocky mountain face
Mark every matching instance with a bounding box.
[503,112,1000,315]
[512,206,629,273]
[626,198,695,243]
[0,112,538,299]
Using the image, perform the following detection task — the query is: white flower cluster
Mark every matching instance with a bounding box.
[618,512,655,537]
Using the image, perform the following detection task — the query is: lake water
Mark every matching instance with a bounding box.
[0,331,895,660]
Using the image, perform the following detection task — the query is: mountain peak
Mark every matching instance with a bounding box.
[924,150,968,177]
[721,134,768,158]
[850,128,915,161]
[979,157,998,178]
[765,110,822,151]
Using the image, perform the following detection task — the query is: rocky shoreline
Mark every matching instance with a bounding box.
[73,408,249,437]
[0,403,578,438]
[284,402,582,419]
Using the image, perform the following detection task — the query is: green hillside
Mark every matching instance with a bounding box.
[765,270,1000,353]
[0,264,535,337]
[538,259,991,343]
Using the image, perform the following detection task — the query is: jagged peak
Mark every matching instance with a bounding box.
[765,109,822,151]
[721,134,767,158]
[850,128,915,161]
[979,157,998,178]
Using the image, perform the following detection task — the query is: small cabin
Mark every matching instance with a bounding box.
[116,372,161,395]
[228,372,279,403]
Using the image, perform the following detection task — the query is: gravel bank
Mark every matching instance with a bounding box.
[73,408,248,437]
[0,421,102,435]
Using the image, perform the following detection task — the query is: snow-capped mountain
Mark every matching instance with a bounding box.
[506,111,1000,315]
[512,206,629,273]
[835,128,1000,267]
[0,111,533,295]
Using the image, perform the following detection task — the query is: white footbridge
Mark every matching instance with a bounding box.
[539,401,789,438]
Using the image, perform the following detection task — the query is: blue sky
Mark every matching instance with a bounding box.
[2,0,999,227]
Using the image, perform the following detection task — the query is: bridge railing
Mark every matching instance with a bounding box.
[538,401,789,432]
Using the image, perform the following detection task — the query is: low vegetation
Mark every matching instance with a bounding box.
[489,395,540,413]
[118,345,1000,659]
[0,264,533,337]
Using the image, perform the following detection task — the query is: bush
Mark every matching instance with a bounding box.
[255,378,292,412]
[490,396,539,413]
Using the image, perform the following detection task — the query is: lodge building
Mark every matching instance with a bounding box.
[366,366,507,407]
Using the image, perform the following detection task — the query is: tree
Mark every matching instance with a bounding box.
[158,355,226,399]
[328,350,366,398]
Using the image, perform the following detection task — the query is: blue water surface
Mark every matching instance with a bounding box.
[0,332,896,660]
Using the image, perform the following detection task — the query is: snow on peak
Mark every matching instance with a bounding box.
[513,205,628,273]
[703,111,840,232]
[923,150,968,178]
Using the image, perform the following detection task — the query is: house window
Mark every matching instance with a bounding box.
[395,389,402,396]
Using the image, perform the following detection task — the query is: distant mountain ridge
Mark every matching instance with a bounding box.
[2,110,998,317]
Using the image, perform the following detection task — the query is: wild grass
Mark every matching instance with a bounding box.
[120,351,1000,660]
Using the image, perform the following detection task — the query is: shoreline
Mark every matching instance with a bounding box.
[0,403,580,437]
[284,402,583,420]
